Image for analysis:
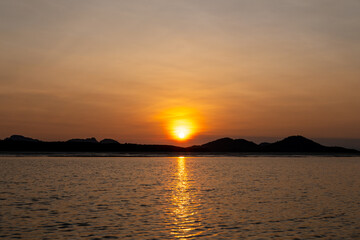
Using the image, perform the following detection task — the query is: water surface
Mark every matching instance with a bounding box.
[1,156,359,239]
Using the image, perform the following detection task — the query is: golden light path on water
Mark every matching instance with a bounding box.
[170,156,203,239]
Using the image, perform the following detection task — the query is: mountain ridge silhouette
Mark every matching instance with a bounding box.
[0,135,358,154]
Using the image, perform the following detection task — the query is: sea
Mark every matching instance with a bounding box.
[0,155,359,239]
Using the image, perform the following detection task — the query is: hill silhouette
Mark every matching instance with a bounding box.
[100,139,120,144]
[0,135,358,154]
[260,136,327,152]
[4,135,40,142]
[188,138,258,152]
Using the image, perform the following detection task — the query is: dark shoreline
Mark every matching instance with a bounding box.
[1,151,359,158]
[1,135,359,155]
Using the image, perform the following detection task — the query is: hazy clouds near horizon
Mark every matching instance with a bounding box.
[0,0,359,146]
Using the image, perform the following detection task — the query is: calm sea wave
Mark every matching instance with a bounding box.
[0,156,359,239]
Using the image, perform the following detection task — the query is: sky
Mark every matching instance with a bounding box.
[0,0,360,148]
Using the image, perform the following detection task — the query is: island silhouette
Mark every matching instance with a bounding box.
[0,135,358,155]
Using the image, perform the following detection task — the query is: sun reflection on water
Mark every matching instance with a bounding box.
[170,156,203,239]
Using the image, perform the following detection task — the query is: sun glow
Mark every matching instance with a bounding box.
[171,119,195,141]
[158,107,201,142]
[173,123,191,141]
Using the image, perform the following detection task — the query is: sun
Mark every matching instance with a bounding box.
[157,106,202,142]
[177,131,186,139]
[171,119,194,141]
[174,126,190,140]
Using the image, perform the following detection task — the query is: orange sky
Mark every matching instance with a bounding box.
[0,1,359,147]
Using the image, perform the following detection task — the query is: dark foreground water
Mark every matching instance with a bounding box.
[0,156,359,239]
